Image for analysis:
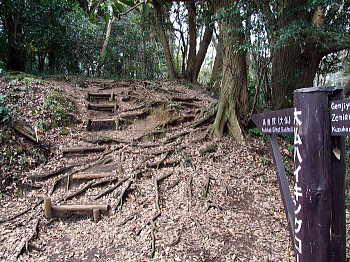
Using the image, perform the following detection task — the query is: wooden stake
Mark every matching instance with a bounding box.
[44,197,53,219]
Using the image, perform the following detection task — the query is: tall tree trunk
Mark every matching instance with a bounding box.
[5,16,26,71]
[100,16,115,59]
[185,2,197,80]
[185,3,214,83]
[153,1,177,79]
[191,23,214,82]
[213,18,247,143]
[210,33,223,91]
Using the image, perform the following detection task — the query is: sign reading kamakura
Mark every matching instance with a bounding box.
[252,98,350,136]
[251,108,294,135]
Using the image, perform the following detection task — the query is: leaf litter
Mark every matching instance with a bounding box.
[0,76,349,262]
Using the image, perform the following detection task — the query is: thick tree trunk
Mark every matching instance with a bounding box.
[213,19,246,143]
[6,16,26,71]
[153,1,177,79]
[209,33,223,90]
[271,44,323,109]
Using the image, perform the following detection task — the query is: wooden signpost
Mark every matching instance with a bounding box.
[252,86,346,262]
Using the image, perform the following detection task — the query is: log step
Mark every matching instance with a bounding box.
[44,197,109,222]
[87,119,117,131]
[87,103,118,112]
[86,92,117,102]
[62,146,106,155]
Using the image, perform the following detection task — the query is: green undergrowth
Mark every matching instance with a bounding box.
[40,89,76,130]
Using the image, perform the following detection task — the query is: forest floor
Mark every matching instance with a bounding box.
[0,75,348,262]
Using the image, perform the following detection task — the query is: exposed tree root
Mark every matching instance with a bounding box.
[117,214,136,227]
[94,177,129,200]
[16,218,40,258]
[154,173,172,211]
[29,165,75,181]
[150,221,156,258]
[61,181,96,202]
[115,180,133,211]
[0,199,43,224]
[164,131,190,144]
[136,212,161,236]
[202,175,212,199]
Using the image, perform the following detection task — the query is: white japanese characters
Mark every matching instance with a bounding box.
[294,108,303,262]
[261,114,293,134]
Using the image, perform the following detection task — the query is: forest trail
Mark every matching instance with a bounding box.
[1,78,299,261]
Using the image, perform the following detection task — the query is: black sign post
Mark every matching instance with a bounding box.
[252,86,346,262]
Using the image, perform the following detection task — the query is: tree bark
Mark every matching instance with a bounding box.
[5,13,26,71]
[192,23,214,82]
[153,1,177,79]
[100,16,115,59]
[185,2,197,81]
[213,18,247,143]
[209,33,223,90]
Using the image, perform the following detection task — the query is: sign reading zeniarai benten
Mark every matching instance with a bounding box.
[330,99,350,135]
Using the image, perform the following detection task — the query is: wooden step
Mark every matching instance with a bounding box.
[86,92,117,102]
[87,103,118,113]
[72,172,116,180]
[87,118,117,131]
[62,145,106,156]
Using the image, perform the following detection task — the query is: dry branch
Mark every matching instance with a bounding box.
[136,212,161,236]
[72,172,116,180]
[82,136,128,145]
[115,180,132,211]
[61,181,96,202]
[117,214,136,226]
[191,110,216,129]
[62,146,107,155]
[94,177,128,200]
[147,159,179,169]
[154,173,172,211]
[163,131,190,144]
[205,202,224,213]
[16,218,40,258]
[28,165,74,181]
[202,175,211,198]
[167,178,180,190]
[150,221,156,258]
[171,96,201,103]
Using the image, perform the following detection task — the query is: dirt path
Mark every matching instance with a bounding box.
[1,78,345,261]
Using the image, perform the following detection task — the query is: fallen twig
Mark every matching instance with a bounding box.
[94,177,128,200]
[60,180,96,202]
[163,131,190,144]
[150,221,156,258]
[117,214,136,227]
[115,180,133,211]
